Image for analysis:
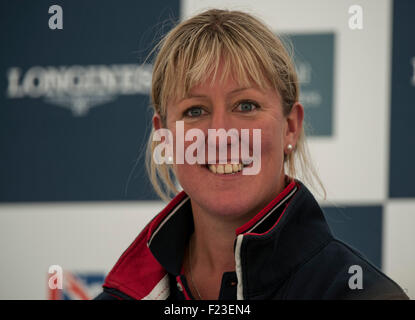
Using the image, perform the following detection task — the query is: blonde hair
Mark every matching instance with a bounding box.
[145,9,325,202]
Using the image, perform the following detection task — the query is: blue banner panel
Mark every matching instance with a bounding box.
[285,33,335,137]
[0,0,180,202]
[322,205,382,269]
[389,0,415,198]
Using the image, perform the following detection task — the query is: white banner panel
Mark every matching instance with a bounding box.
[0,202,163,299]
[383,201,415,300]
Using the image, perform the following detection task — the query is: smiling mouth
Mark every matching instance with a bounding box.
[204,161,251,175]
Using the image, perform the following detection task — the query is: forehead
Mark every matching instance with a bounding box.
[160,47,281,118]
[188,73,251,95]
[174,66,273,102]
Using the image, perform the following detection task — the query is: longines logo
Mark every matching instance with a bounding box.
[295,57,322,107]
[296,58,312,85]
[5,64,152,116]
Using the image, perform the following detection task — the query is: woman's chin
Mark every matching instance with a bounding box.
[192,192,259,221]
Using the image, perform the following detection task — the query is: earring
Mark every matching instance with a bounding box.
[287,144,293,152]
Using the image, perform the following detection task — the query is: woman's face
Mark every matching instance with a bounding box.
[158,72,301,222]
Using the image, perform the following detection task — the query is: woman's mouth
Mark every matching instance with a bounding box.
[204,161,252,175]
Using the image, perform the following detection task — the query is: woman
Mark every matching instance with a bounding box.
[96,9,408,300]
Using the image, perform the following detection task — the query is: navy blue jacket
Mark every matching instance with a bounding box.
[95,179,408,300]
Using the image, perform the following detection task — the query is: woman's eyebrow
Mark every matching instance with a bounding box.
[177,87,256,103]
[199,87,253,97]
[228,87,252,95]
[181,94,207,100]
[177,94,207,103]
[227,87,265,99]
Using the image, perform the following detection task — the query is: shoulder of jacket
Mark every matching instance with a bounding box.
[283,238,409,300]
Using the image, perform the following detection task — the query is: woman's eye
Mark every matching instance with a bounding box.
[184,106,205,117]
[236,101,258,112]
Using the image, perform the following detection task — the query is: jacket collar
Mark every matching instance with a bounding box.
[147,178,299,276]
[103,178,332,300]
[237,181,333,299]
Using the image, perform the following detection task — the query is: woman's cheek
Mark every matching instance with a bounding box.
[261,125,284,172]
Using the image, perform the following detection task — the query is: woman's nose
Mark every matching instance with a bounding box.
[206,103,240,159]
[209,103,233,131]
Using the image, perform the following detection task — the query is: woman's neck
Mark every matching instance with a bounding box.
[190,205,239,273]
[184,203,240,299]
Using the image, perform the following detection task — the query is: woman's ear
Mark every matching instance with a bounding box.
[153,113,170,146]
[284,102,304,150]
[153,113,163,131]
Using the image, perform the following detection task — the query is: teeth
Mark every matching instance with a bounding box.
[207,163,244,175]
